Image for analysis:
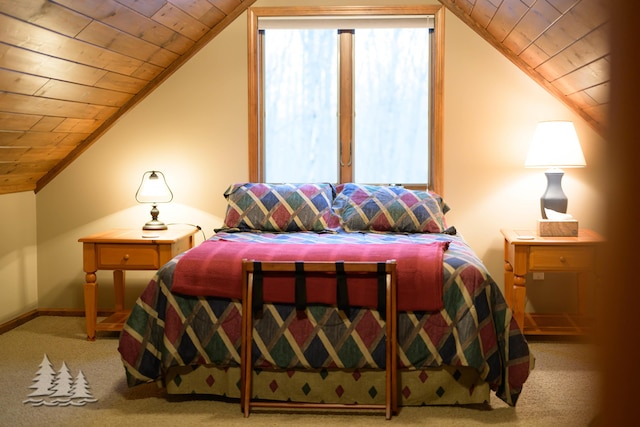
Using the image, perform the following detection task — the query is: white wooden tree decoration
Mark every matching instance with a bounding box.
[23,354,98,406]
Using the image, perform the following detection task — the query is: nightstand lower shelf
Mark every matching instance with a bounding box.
[96,310,132,333]
[523,313,593,336]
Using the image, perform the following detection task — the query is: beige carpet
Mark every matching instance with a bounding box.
[0,316,599,426]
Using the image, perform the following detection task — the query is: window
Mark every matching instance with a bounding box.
[248,6,444,193]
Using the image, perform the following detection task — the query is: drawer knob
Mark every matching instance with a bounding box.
[559,256,566,263]
[123,254,130,261]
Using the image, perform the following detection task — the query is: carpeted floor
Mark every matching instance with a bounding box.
[0,316,600,426]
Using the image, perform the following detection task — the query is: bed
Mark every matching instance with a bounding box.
[118,183,533,409]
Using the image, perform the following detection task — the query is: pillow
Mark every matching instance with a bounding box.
[221,183,339,232]
[332,183,448,233]
[427,190,451,215]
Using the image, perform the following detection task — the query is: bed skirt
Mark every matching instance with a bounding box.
[164,365,490,406]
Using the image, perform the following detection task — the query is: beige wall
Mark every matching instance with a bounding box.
[0,0,606,321]
[0,191,38,322]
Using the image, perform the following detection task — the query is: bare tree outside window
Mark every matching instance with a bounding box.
[354,28,430,184]
[264,30,338,183]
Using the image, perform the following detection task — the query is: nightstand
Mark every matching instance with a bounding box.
[501,228,604,335]
[79,226,198,340]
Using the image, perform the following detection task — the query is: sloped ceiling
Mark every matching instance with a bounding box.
[0,0,609,195]
[440,0,608,133]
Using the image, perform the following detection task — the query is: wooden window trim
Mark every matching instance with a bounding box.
[247,5,445,195]
[339,29,354,183]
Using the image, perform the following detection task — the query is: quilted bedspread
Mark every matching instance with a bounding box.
[118,231,533,406]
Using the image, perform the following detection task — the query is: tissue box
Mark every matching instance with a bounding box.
[537,219,579,237]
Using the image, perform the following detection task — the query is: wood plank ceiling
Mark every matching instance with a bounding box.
[0,0,609,195]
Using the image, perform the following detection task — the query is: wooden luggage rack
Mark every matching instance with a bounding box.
[240,260,398,419]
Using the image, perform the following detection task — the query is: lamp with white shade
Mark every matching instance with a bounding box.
[525,121,586,219]
[135,170,173,230]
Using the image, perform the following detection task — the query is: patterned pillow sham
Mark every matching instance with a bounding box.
[332,183,448,233]
[428,190,451,215]
[221,183,339,232]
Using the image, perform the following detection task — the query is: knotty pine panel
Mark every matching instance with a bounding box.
[31,117,66,132]
[0,69,48,95]
[0,131,67,147]
[151,3,210,41]
[583,81,609,104]
[6,146,76,162]
[0,93,116,120]
[171,0,225,25]
[0,0,91,38]
[211,0,242,15]
[0,44,109,87]
[486,0,529,43]
[570,0,608,29]
[0,15,144,76]
[0,174,38,193]
[454,0,475,15]
[0,113,42,132]
[0,147,26,162]
[130,62,165,82]
[57,133,91,147]
[94,73,148,94]
[76,21,179,67]
[535,23,609,81]
[116,0,167,18]
[146,48,181,69]
[0,159,58,174]
[519,42,551,69]
[568,86,601,108]
[33,80,133,107]
[469,0,498,29]
[502,0,561,55]
[200,6,227,27]
[552,56,609,94]
[546,0,580,13]
[57,0,195,55]
[535,2,607,58]
[52,118,104,134]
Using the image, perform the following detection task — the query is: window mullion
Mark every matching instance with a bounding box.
[338,29,354,183]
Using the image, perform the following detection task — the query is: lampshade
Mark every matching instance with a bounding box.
[524,121,585,219]
[525,121,586,168]
[135,171,173,230]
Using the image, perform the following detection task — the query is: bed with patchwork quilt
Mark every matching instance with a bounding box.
[118,183,533,408]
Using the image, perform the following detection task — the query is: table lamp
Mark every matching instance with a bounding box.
[135,170,173,230]
[525,121,586,219]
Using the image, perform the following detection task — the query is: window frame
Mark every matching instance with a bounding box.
[247,5,445,194]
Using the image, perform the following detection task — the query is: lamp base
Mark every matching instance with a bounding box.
[142,204,167,230]
[142,220,168,231]
[540,169,568,219]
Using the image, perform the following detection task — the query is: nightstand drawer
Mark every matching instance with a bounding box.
[97,245,160,269]
[529,246,596,271]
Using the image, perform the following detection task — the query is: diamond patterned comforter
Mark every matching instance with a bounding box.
[118,231,532,406]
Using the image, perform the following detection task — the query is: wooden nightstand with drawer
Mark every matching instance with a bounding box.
[501,228,604,335]
[79,226,198,340]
